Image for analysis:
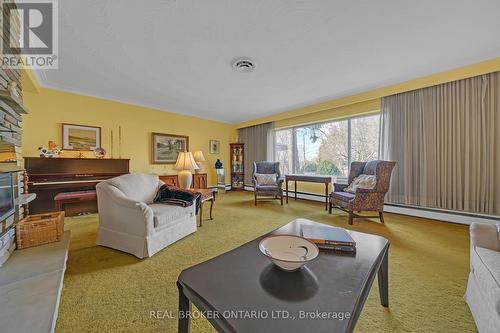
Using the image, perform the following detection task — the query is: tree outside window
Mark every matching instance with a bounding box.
[274,114,379,177]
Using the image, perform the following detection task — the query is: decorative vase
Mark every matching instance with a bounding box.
[93,148,106,159]
[215,159,223,169]
[178,170,192,189]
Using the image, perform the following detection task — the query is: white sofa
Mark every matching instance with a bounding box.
[464,222,500,332]
[96,173,197,259]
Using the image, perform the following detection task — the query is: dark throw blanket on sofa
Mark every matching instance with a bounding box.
[153,185,201,214]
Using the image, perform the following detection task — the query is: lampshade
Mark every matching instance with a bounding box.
[175,151,199,171]
[193,150,206,163]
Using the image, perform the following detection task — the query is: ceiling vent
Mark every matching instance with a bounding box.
[232,58,255,72]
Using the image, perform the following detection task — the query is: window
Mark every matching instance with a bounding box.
[274,114,379,178]
[275,128,293,175]
[350,115,380,162]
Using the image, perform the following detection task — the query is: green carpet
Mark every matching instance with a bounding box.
[57,191,476,332]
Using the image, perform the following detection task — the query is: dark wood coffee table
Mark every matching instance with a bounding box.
[177,218,389,333]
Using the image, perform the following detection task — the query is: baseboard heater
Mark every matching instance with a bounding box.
[210,185,232,191]
[242,185,499,225]
[384,203,499,225]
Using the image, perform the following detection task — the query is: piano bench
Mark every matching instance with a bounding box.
[54,190,98,217]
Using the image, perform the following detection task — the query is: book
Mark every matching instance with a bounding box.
[317,243,356,253]
[301,225,356,248]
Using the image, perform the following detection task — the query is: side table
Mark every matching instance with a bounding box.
[190,188,215,227]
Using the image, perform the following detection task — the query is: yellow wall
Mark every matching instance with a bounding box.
[275,99,380,129]
[21,87,237,186]
[21,68,41,94]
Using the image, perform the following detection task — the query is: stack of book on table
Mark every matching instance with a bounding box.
[301,224,356,253]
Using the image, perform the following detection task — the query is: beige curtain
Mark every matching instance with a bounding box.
[380,72,500,215]
[238,122,274,184]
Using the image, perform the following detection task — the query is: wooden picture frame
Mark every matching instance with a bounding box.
[209,140,220,154]
[62,123,101,151]
[151,132,189,164]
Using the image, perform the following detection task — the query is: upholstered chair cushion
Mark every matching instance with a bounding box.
[470,222,500,251]
[465,222,500,331]
[330,191,356,202]
[254,162,280,175]
[149,204,193,230]
[345,174,377,193]
[255,173,278,185]
[108,173,160,204]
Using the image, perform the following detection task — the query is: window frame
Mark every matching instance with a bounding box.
[274,112,379,177]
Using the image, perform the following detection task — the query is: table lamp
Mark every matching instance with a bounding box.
[175,151,199,189]
[192,150,206,173]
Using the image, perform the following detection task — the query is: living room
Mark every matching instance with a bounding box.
[0,1,499,332]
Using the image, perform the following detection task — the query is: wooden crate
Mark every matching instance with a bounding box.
[16,211,65,249]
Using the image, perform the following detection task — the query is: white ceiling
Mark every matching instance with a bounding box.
[35,0,500,123]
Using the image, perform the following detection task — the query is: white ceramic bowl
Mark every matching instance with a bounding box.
[258,235,319,271]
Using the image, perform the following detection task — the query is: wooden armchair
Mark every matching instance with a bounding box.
[329,160,396,224]
[252,161,284,206]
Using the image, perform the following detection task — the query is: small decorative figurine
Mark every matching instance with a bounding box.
[48,141,62,157]
[215,159,223,169]
[39,141,63,158]
[38,147,51,157]
[93,147,106,159]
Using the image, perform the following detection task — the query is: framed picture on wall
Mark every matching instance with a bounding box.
[209,140,220,154]
[152,132,189,164]
[62,123,101,150]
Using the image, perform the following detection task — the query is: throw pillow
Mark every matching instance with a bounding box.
[255,173,278,185]
[345,174,377,193]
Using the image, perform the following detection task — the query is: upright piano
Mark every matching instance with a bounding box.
[24,157,130,214]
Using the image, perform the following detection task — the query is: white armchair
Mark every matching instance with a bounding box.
[464,222,500,333]
[96,173,197,259]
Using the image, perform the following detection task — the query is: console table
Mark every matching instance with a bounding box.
[159,174,207,189]
[285,174,332,210]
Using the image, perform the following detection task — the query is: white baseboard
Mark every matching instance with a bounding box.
[242,186,499,225]
[383,204,499,225]
[208,184,232,191]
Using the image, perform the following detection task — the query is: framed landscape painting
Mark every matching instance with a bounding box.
[62,123,101,150]
[209,140,220,154]
[151,132,189,164]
